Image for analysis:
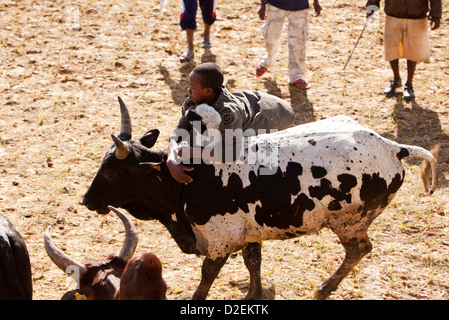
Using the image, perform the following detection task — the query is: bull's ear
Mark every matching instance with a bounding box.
[138,161,163,173]
[139,129,160,149]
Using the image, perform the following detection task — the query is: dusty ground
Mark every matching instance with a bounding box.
[1,0,448,300]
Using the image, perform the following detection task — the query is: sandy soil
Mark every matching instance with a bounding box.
[1,0,448,300]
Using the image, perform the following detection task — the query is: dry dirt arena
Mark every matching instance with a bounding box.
[1,0,448,300]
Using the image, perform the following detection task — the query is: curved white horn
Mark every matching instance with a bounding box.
[108,206,138,262]
[118,96,132,141]
[44,226,88,277]
[112,134,130,160]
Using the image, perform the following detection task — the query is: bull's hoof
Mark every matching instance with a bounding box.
[313,289,330,300]
[192,290,208,300]
[243,291,262,300]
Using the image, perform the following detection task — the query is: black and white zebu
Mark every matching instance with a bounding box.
[82,97,437,299]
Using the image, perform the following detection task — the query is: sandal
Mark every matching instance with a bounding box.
[384,79,401,97]
[180,51,194,62]
[403,85,415,101]
[292,79,311,90]
[252,64,268,77]
[201,40,213,48]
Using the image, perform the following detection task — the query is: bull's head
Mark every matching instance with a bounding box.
[80,97,198,254]
[44,206,138,300]
[81,97,163,215]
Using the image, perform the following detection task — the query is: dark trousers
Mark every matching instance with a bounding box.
[180,0,216,30]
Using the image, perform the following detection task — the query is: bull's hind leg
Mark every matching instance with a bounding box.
[192,254,230,300]
[314,231,372,300]
[242,242,263,300]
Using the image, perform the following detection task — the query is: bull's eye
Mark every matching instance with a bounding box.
[103,169,117,180]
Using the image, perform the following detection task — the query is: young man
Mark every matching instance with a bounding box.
[167,63,295,184]
[366,0,442,100]
[252,0,322,90]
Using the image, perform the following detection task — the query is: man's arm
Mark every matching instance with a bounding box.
[258,0,267,20]
[167,139,194,185]
[366,0,380,7]
[313,0,322,17]
[166,100,196,185]
[366,0,380,17]
[429,0,442,30]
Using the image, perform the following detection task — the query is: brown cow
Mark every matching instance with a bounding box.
[115,252,167,300]
[45,206,166,300]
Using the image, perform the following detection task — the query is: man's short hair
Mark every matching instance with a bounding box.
[192,63,224,95]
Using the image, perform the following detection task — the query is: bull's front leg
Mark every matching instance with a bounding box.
[192,254,230,300]
[242,242,263,300]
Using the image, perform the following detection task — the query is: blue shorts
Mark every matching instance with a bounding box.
[180,0,216,30]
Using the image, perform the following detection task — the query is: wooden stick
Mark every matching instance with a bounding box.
[343,19,369,70]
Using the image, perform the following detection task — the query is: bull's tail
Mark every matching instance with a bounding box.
[398,143,439,195]
[420,143,441,195]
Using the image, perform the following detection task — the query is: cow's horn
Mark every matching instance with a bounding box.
[44,226,88,277]
[118,96,132,141]
[108,206,138,262]
[112,134,130,160]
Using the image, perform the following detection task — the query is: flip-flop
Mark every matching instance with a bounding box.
[201,41,213,48]
[292,79,311,90]
[180,51,194,62]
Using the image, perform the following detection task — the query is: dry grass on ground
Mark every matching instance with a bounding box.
[0,0,448,300]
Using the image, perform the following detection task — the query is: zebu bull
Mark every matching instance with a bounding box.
[45,205,138,299]
[82,97,437,299]
[45,205,167,300]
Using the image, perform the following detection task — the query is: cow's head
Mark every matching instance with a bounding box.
[82,97,163,215]
[44,206,138,300]
[115,252,167,300]
[81,97,198,254]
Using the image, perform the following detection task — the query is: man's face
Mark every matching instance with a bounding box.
[187,71,209,104]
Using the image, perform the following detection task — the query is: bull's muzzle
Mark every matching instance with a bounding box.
[80,194,111,214]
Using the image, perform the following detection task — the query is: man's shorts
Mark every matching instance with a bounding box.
[384,15,430,62]
[180,0,216,30]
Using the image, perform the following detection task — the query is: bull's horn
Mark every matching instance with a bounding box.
[44,226,88,277]
[112,134,130,160]
[108,206,138,262]
[118,96,132,141]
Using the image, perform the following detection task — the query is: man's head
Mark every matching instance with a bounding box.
[187,63,224,104]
